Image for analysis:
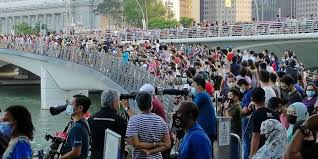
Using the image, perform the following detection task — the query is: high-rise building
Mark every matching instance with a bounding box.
[295,0,318,19]
[162,0,181,20]
[252,0,278,21]
[179,0,200,23]
[202,0,252,24]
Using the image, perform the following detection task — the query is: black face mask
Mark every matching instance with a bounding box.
[172,113,185,129]
[287,115,297,124]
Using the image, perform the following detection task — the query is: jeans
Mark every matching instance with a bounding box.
[242,117,251,159]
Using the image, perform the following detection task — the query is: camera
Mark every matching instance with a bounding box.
[155,87,190,96]
[120,92,137,100]
[49,100,69,116]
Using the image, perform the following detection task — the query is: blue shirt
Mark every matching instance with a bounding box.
[62,119,90,159]
[178,123,212,159]
[294,84,305,97]
[193,92,217,136]
[242,88,254,108]
[122,51,129,64]
[2,136,32,159]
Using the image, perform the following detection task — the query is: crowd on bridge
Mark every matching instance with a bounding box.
[0,31,318,159]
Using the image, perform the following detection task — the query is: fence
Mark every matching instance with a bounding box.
[0,42,176,121]
[97,20,318,42]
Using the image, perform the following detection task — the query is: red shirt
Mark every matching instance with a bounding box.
[152,97,167,121]
[205,81,214,96]
[227,52,234,62]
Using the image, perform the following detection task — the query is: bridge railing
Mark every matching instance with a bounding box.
[100,20,318,42]
[0,42,176,120]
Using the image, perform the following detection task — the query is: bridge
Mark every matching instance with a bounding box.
[0,42,174,112]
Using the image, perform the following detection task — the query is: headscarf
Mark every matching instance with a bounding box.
[287,102,309,142]
[253,119,287,159]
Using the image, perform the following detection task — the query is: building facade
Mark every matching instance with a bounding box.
[0,0,105,34]
[179,0,200,23]
[162,0,181,20]
[296,0,318,19]
[202,0,252,24]
[252,0,278,21]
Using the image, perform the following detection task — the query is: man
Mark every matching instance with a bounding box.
[258,70,277,106]
[61,94,91,159]
[192,75,217,153]
[126,91,171,158]
[280,75,302,105]
[123,84,166,121]
[249,88,279,158]
[223,88,243,137]
[237,79,253,159]
[173,101,212,159]
[88,90,127,159]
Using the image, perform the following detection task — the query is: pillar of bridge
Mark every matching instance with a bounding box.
[40,66,88,110]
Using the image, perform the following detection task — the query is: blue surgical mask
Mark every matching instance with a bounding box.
[66,104,74,116]
[0,122,13,136]
[306,91,316,97]
[191,87,197,96]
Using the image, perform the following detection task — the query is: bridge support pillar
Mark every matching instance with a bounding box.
[40,67,88,110]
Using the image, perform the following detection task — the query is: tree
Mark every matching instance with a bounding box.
[95,0,124,27]
[149,17,178,29]
[179,17,194,28]
[96,0,174,28]
[14,22,36,35]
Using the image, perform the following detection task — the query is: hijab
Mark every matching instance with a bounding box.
[287,102,309,142]
[253,119,287,159]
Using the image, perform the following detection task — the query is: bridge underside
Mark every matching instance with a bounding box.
[0,49,127,109]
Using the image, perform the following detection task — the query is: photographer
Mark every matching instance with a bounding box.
[88,90,127,159]
[60,94,91,159]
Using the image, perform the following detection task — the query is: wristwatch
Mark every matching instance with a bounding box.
[124,106,130,112]
[299,125,310,136]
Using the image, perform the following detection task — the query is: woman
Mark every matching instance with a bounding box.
[248,59,258,88]
[286,102,309,143]
[2,105,34,159]
[302,84,318,115]
[253,119,287,159]
[283,115,318,159]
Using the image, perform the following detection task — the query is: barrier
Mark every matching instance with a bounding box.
[0,42,176,123]
[100,20,318,42]
[230,133,242,159]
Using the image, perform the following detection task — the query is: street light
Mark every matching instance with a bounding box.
[135,0,147,30]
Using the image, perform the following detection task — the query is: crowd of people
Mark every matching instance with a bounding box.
[0,31,318,159]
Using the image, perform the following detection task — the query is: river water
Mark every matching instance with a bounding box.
[0,85,101,154]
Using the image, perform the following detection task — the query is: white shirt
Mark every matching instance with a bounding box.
[263,86,277,107]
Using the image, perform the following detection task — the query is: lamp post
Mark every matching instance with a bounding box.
[135,0,147,30]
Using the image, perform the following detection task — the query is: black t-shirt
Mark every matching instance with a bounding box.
[287,91,303,105]
[251,107,280,148]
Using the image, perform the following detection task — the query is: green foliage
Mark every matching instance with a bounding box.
[149,17,178,29]
[179,17,194,28]
[14,22,37,35]
[96,0,174,28]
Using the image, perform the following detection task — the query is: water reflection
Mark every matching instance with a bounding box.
[0,86,100,153]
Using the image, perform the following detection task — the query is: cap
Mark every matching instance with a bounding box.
[140,84,155,93]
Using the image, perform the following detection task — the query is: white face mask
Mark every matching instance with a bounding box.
[227,82,235,89]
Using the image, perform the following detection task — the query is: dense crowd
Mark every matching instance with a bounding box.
[0,31,318,159]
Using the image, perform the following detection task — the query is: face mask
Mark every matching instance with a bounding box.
[227,82,235,89]
[306,90,316,97]
[191,87,197,96]
[240,87,245,93]
[66,104,74,116]
[287,115,297,124]
[172,113,184,129]
[0,122,13,136]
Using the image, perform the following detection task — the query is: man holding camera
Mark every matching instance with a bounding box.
[88,90,128,159]
[60,94,91,159]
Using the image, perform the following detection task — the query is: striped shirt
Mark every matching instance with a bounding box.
[126,113,169,159]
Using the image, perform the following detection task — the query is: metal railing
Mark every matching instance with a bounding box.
[98,20,318,42]
[0,42,176,119]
